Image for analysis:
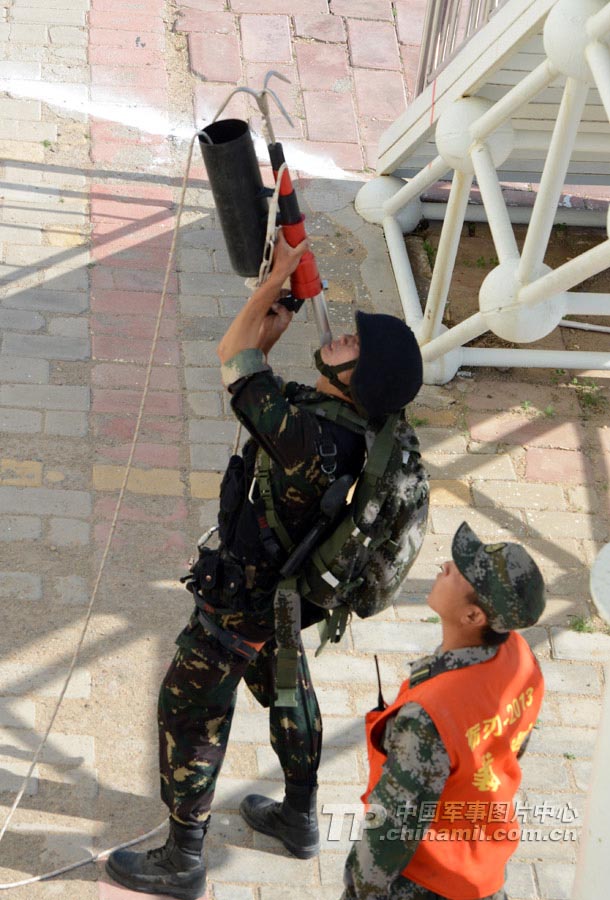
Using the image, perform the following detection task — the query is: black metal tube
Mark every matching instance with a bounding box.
[199,119,269,278]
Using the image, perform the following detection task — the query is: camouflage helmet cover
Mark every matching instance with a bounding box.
[451,521,545,632]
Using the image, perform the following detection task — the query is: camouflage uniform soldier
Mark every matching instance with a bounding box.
[106,233,425,900]
[343,522,546,900]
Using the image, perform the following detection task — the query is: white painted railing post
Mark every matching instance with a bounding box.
[517,77,589,286]
[357,0,610,383]
[585,39,610,123]
[572,545,610,900]
[470,143,520,262]
[419,170,473,345]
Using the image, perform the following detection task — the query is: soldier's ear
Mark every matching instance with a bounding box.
[462,603,488,628]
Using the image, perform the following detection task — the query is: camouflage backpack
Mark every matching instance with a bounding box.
[256,399,429,703]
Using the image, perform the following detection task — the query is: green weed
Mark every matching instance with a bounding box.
[423,239,437,270]
[468,255,499,269]
[572,376,607,415]
[568,616,595,633]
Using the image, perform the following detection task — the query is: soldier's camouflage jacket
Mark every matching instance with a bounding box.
[214,348,365,635]
[341,643,513,900]
[226,348,365,526]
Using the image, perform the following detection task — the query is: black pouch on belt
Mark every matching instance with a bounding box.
[183,547,247,614]
[183,547,221,603]
[220,558,246,611]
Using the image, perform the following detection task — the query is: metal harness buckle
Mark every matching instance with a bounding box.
[319,440,337,481]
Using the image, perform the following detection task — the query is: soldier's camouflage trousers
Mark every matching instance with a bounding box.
[157,608,322,827]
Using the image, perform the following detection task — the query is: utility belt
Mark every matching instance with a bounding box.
[195,603,266,662]
[181,545,278,615]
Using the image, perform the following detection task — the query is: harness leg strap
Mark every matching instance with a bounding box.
[196,607,265,662]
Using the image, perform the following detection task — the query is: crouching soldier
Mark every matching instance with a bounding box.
[343,522,546,900]
[105,233,425,900]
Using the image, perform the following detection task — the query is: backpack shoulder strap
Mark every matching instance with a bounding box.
[354,413,399,517]
[254,449,294,553]
[288,391,368,436]
[254,399,368,553]
[310,398,368,435]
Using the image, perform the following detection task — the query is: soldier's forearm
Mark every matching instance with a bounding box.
[218,234,307,363]
[217,276,284,364]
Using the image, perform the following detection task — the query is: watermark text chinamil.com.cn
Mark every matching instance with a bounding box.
[320,801,580,843]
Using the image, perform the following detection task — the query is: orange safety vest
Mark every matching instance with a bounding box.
[362,632,544,900]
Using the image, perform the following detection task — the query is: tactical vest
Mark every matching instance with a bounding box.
[362,633,544,900]
[218,383,365,571]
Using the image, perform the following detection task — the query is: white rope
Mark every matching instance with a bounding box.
[0,822,167,890]
[0,131,201,891]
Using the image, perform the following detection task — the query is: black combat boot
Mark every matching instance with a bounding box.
[105,817,208,900]
[239,781,320,859]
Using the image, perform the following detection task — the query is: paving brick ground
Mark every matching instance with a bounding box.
[0,1,609,899]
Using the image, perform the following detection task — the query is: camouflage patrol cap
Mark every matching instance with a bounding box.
[451,522,545,632]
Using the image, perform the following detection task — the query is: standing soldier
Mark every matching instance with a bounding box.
[106,233,425,900]
[343,522,546,900]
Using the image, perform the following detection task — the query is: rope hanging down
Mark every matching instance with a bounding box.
[0,132,202,891]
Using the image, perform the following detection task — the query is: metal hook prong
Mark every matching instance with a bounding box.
[211,86,261,123]
[264,69,290,88]
[207,72,294,145]
[264,88,293,129]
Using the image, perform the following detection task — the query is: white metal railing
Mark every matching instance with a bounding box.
[356,0,610,384]
[415,0,511,96]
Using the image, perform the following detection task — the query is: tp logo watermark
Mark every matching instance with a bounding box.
[321,804,386,841]
[320,801,580,843]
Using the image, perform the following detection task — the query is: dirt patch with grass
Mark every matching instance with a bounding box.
[407,220,610,390]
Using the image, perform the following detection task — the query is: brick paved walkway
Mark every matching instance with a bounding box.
[0,2,609,899]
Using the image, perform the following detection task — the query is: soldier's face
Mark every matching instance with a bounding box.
[427,560,479,624]
[319,334,360,368]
